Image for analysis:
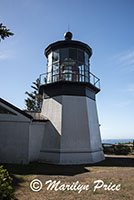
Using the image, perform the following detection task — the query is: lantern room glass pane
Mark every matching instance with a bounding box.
[69,48,77,61]
[78,64,85,82]
[52,63,59,82]
[53,63,59,73]
[53,50,59,62]
[85,64,89,72]
[78,50,84,63]
[85,52,89,65]
[62,66,72,81]
[85,70,89,82]
[60,48,69,62]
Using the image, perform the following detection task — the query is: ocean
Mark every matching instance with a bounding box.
[102,139,134,144]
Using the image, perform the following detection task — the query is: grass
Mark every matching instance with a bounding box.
[2,154,134,200]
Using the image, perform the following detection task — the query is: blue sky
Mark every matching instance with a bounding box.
[0,0,134,139]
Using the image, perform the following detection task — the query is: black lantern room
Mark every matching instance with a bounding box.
[39,32,100,96]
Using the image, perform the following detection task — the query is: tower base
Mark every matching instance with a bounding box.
[39,94,104,164]
[39,150,104,165]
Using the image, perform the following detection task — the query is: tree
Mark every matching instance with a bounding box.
[0,23,14,41]
[25,78,43,111]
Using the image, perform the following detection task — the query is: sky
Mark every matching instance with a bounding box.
[0,0,134,139]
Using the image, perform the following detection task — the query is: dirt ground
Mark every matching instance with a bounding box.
[3,155,134,200]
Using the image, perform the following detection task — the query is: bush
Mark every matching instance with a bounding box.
[0,165,15,200]
[103,146,115,154]
[114,145,131,155]
[103,144,132,155]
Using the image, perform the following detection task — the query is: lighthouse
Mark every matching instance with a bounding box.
[39,32,104,164]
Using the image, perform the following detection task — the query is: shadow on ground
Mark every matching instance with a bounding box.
[1,155,134,177]
[94,155,134,167]
[10,174,24,192]
[2,163,90,176]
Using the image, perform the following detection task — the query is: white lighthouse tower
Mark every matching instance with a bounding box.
[39,32,104,164]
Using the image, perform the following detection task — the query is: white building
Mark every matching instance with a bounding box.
[0,98,47,164]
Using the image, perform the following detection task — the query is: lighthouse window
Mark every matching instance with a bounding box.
[53,63,59,73]
[81,65,85,82]
[52,63,59,82]
[85,52,89,65]
[78,65,82,74]
[85,70,89,82]
[78,64,85,82]
[78,50,84,62]
[62,65,72,81]
[69,48,77,60]
[85,64,89,72]
[53,50,59,62]
[81,64,85,71]
[60,48,69,62]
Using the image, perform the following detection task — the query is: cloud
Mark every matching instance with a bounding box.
[0,53,9,60]
[127,88,134,92]
[0,36,19,61]
[0,50,14,61]
[114,101,132,108]
[122,85,134,93]
[119,50,134,66]
[113,50,134,71]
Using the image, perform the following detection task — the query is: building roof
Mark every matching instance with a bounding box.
[45,40,92,58]
[0,98,33,119]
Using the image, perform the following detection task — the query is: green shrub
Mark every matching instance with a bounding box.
[0,165,15,200]
[103,144,132,155]
[103,146,115,154]
[114,145,131,155]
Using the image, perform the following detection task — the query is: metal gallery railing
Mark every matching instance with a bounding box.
[39,71,100,89]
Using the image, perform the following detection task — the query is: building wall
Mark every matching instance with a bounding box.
[0,121,30,164]
[0,98,49,164]
[29,121,46,162]
[0,101,31,164]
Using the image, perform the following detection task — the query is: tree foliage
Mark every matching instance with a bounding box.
[25,78,43,111]
[0,23,14,41]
